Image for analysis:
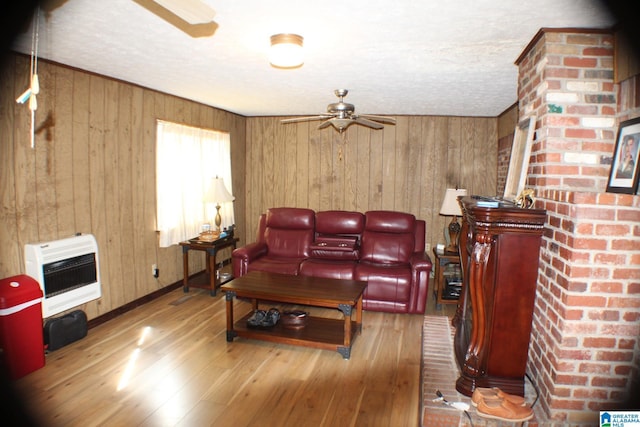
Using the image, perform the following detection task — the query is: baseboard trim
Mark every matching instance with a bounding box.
[87,280,183,330]
[87,258,234,330]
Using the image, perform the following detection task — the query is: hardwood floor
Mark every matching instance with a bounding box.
[10,278,455,427]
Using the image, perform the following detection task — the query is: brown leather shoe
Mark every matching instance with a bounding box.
[476,397,534,422]
[471,387,526,407]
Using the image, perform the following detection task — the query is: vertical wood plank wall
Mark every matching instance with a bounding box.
[2,53,499,320]
[244,114,498,253]
[0,55,246,320]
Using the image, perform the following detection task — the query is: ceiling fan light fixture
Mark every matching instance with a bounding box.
[330,118,353,132]
[270,33,304,69]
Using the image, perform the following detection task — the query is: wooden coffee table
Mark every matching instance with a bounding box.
[220,271,367,359]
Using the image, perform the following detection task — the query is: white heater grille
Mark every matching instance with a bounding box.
[25,234,101,318]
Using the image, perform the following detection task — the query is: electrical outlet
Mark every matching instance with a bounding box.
[152,264,159,278]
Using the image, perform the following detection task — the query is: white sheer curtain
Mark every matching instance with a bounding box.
[156,120,234,247]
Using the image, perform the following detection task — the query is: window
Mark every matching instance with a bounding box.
[156,120,233,247]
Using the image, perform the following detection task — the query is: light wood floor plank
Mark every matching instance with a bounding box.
[11,284,455,427]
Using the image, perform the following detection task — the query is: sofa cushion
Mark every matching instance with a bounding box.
[363,210,414,233]
[248,257,304,276]
[360,232,414,264]
[315,211,365,235]
[355,262,412,303]
[266,207,315,229]
[299,259,356,280]
[360,211,416,265]
[265,228,314,258]
[264,207,315,258]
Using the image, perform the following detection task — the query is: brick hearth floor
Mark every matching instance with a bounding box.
[421,315,547,427]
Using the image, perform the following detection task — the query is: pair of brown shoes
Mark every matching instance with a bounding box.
[471,387,533,422]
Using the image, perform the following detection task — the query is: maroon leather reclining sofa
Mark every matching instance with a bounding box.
[232,207,432,314]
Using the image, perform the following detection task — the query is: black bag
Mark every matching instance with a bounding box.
[43,310,88,352]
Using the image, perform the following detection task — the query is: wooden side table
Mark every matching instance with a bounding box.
[179,235,239,296]
[432,248,462,308]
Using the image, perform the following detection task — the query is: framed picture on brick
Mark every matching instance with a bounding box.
[503,116,536,201]
[607,116,640,194]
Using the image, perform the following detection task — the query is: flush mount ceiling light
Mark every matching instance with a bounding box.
[269,33,304,69]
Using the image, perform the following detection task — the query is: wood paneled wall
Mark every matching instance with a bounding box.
[0,54,246,320]
[1,52,499,321]
[244,114,497,253]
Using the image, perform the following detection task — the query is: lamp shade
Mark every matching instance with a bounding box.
[439,188,467,216]
[205,177,235,204]
[269,33,304,69]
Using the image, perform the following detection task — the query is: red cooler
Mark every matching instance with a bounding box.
[0,274,45,380]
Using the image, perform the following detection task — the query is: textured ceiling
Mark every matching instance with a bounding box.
[11,0,616,118]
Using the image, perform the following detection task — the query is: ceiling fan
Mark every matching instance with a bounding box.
[281,89,396,133]
[147,0,216,25]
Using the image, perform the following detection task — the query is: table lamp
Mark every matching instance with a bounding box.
[205,176,235,231]
[439,188,467,254]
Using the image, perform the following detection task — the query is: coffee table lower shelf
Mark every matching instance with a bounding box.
[227,312,360,359]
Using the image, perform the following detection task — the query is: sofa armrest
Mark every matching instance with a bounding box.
[232,242,268,277]
[410,251,432,271]
[409,252,433,314]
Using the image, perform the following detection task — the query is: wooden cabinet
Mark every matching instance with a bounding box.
[453,196,546,397]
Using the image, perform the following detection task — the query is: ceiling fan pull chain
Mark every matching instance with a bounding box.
[338,132,348,161]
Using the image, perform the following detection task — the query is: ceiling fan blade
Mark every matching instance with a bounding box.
[358,114,397,125]
[354,117,384,129]
[281,115,331,124]
[152,0,216,24]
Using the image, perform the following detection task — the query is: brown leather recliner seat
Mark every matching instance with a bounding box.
[234,207,315,276]
[354,211,428,313]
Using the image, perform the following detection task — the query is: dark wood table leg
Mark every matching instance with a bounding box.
[225,291,237,342]
[207,247,218,296]
[338,303,353,359]
[182,245,189,292]
[355,294,363,334]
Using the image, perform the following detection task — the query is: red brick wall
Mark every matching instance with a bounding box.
[532,191,640,424]
[520,30,618,194]
[515,29,640,424]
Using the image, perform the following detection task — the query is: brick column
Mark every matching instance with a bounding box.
[515,28,640,425]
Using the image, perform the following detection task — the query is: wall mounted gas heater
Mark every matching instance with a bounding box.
[25,234,101,318]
